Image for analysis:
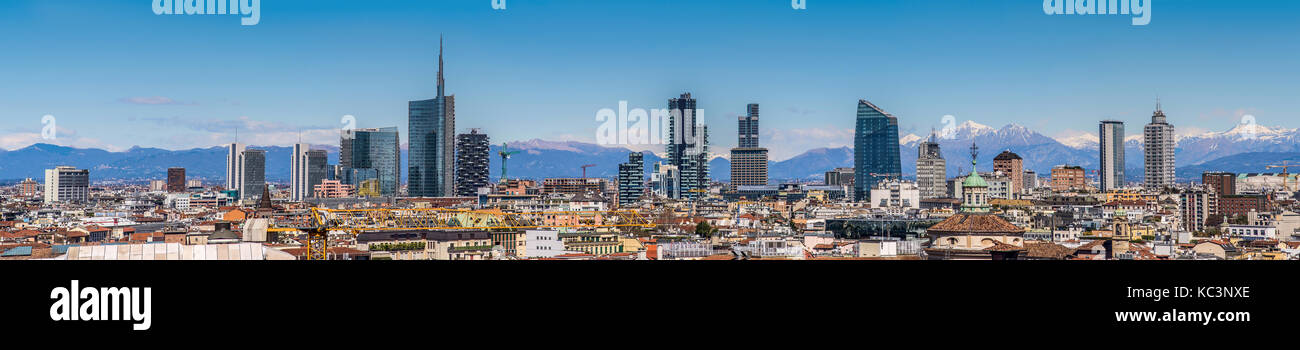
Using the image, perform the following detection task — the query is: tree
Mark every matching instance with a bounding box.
[695,221,716,239]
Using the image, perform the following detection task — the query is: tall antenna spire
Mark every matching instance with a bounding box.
[437,34,445,97]
[1156,96,1161,112]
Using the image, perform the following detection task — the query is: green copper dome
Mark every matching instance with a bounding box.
[962,171,988,188]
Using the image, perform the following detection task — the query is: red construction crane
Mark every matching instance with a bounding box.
[581,164,597,178]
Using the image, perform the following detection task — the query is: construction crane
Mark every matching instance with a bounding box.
[269,207,654,260]
[498,143,521,183]
[580,164,596,178]
[1266,161,1298,191]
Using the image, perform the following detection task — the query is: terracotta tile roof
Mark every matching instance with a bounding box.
[982,240,1024,252]
[1023,241,1074,259]
[927,213,1025,234]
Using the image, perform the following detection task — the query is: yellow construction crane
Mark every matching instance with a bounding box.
[1266,161,1298,191]
[269,207,654,260]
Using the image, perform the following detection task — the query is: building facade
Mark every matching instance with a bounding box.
[225,143,246,194]
[1202,171,1236,196]
[240,149,266,202]
[1051,165,1087,192]
[618,152,645,207]
[1181,189,1217,233]
[993,151,1024,196]
[853,99,902,202]
[666,93,709,200]
[1099,120,1126,192]
[1144,101,1176,189]
[341,127,401,197]
[455,129,490,197]
[916,134,946,199]
[409,38,456,198]
[290,144,311,201]
[167,167,186,193]
[44,166,89,204]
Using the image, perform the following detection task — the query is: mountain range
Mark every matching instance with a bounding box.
[1,121,1297,184]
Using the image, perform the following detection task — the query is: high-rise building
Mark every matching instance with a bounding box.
[19,178,39,197]
[993,151,1024,196]
[650,162,680,199]
[1202,171,1236,196]
[291,144,311,201]
[1099,120,1126,192]
[1051,165,1087,192]
[240,149,266,202]
[738,103,760,148]
[916,133,946,199]
[44,166,89,204]
[1024,170,1039,191]
[666,93,709,200]
[853,99,902,201]
[455,129,490,197]
[341,127,401,197]
[307,149,329,199]
[225,143,246,193]
[1181,189,1217,233]
[167,167,186,193]
[730,103,767,188]
[1144,100,1176,189]
[618,152,645,207]
[409,37,456,198]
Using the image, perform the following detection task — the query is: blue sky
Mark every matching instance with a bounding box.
[1,0,1297,160]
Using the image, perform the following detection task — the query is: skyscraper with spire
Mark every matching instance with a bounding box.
[1144,98,1176,189]
[409,36,456,197]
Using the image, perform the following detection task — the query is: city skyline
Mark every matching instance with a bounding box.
[1,0,1297,162]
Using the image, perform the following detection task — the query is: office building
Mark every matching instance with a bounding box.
[730,103,768,187]
[738,103,760,148]
[1052,165,1087,192]
[1181,189,1217,233]
[167,167,186,193]
[1099,120,1126,192]
[666,92,709,200]
[651,162,680,199]
[44,166,89,204]
[290,144,311,201]
[542,178,607,196]
[1203,171,1236,196]
[853,99,902,202]
[341,127,401,197]
[916,133,946,199]
[307,149,330,198]
[993,151,1024,196]
[1144,100,1176,189]
[19,178,39,197]
[409,37,456,198]
[225,143,246,193]
[870,180,920,213]
[455,129,490,197]
[618,152,645,207]
[240,149,266,202]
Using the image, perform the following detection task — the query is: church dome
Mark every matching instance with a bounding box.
[962,171,988,188]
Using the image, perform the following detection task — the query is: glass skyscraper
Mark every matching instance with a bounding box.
[409,37,456,198]
[1099,120,1126,192]
[342,127,401,197]
[853,99,902,201]
[666,92,709,200]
